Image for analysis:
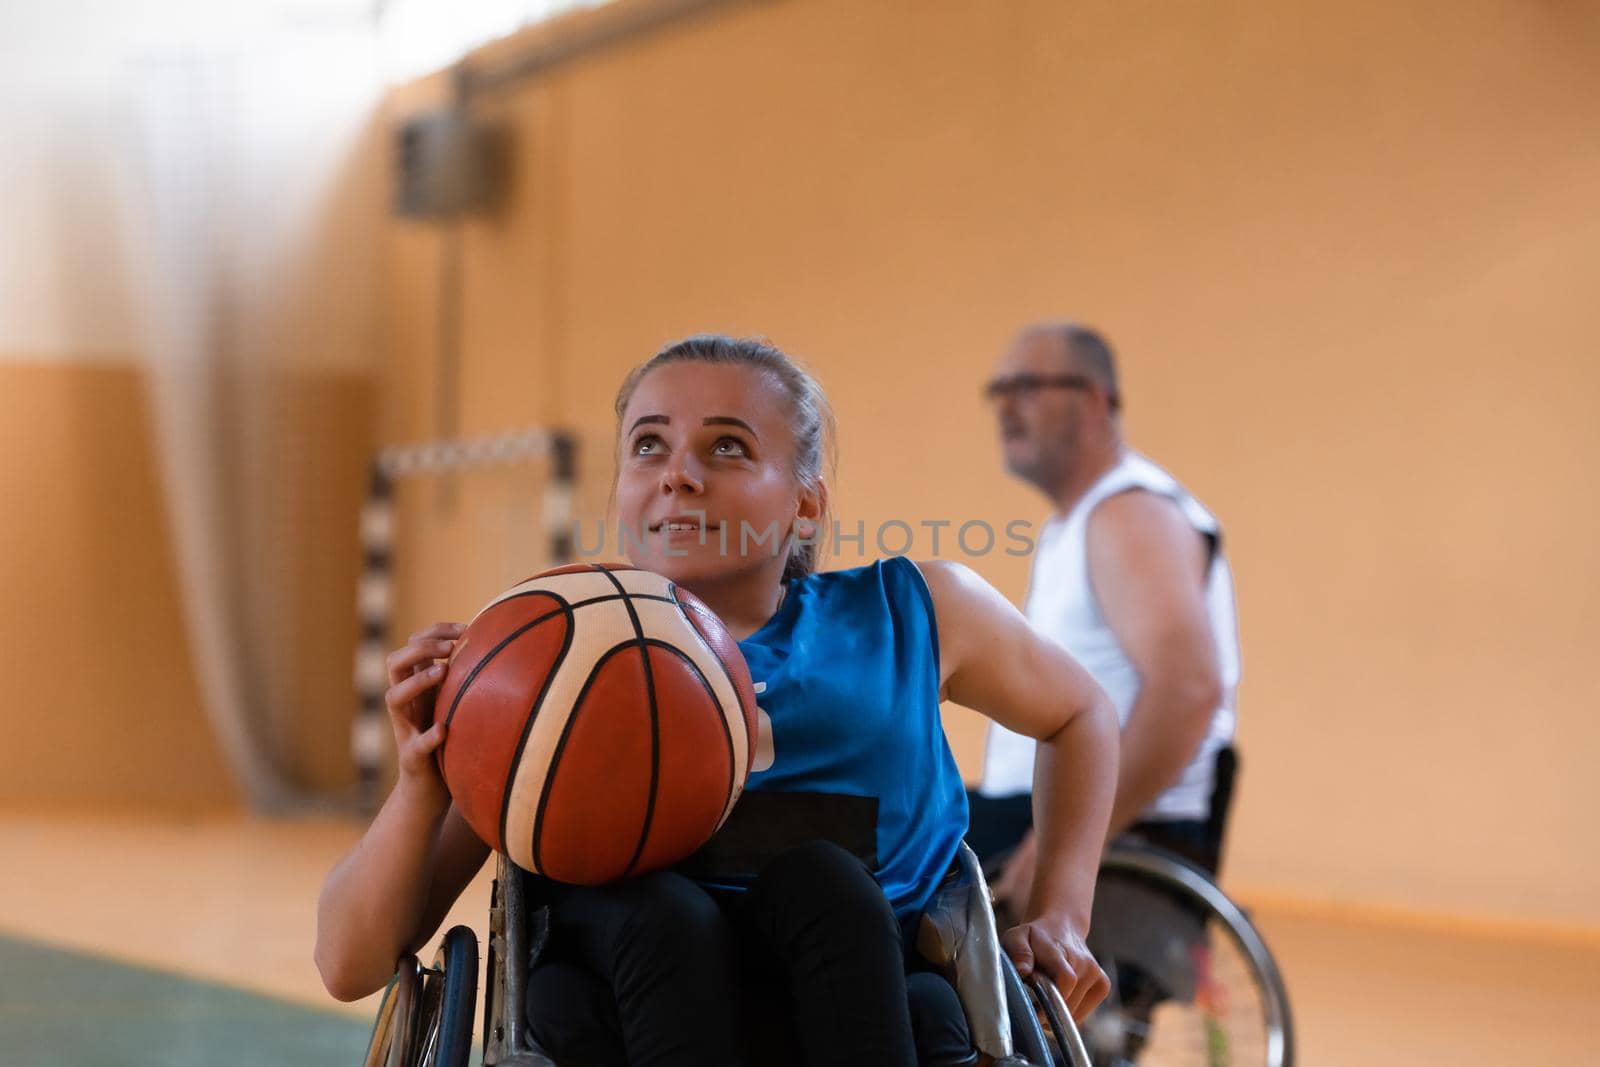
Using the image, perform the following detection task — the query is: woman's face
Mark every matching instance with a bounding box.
[614,361,817,585]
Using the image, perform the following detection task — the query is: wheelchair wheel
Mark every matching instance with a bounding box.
[998,952,1094,1067]
[1084,847,1293,1067]
[420,925,480,1067]
[363,955,420,1067]
[1001,949,1056,1066]
[363,926,480,1067]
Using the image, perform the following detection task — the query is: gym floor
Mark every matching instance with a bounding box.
[2,813,1595,1065]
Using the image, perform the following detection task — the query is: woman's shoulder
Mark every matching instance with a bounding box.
[801,558,948,640]
[807,557,985,607]
[807,556,931,595]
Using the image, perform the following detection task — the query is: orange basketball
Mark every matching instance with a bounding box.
[434,562,759,885]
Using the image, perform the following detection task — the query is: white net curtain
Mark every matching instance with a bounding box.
[126,0,610,809]
[132,8,384,808]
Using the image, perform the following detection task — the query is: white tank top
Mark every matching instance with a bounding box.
[978,451,1241,821]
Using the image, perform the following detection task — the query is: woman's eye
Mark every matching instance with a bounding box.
[712,437,748,456]
[633,434,663,456]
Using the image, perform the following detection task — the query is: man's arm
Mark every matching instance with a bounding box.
[1086,490,1224,834]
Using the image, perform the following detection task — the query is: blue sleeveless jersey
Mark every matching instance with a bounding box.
[691,557,969,920]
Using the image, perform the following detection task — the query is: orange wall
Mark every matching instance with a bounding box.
[1,361,236,810]
[378,0,1600,927]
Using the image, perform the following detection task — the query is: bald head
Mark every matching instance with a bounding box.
[990,320,1124,503]
[1016,321,1121,413]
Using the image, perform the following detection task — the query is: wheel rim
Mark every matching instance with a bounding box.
[1087,849,1293,1067]
[363,957,421,1067]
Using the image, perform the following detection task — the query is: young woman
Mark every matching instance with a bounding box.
[316,335,1117,1067]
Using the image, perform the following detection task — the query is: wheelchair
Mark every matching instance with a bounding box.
[984,749,1295,1067]
[1081,842,1293,1067]
[364,843,1095,1066]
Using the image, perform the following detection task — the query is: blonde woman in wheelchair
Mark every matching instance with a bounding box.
[316,335,1119,1067]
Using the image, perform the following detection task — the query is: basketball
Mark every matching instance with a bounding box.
[433,562,759,885]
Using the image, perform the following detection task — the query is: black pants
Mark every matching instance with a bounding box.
[526,840,978,1067]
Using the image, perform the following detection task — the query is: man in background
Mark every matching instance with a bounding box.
[971,321,1241,912]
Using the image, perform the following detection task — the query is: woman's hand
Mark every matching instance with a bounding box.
[385,621,466,798]
[1001,913,1109,1021]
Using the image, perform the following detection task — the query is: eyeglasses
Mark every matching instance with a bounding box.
[982,373,1097,402]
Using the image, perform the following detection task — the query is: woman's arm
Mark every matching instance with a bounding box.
[916,560,1118,1019]
[313,622,491,1001]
